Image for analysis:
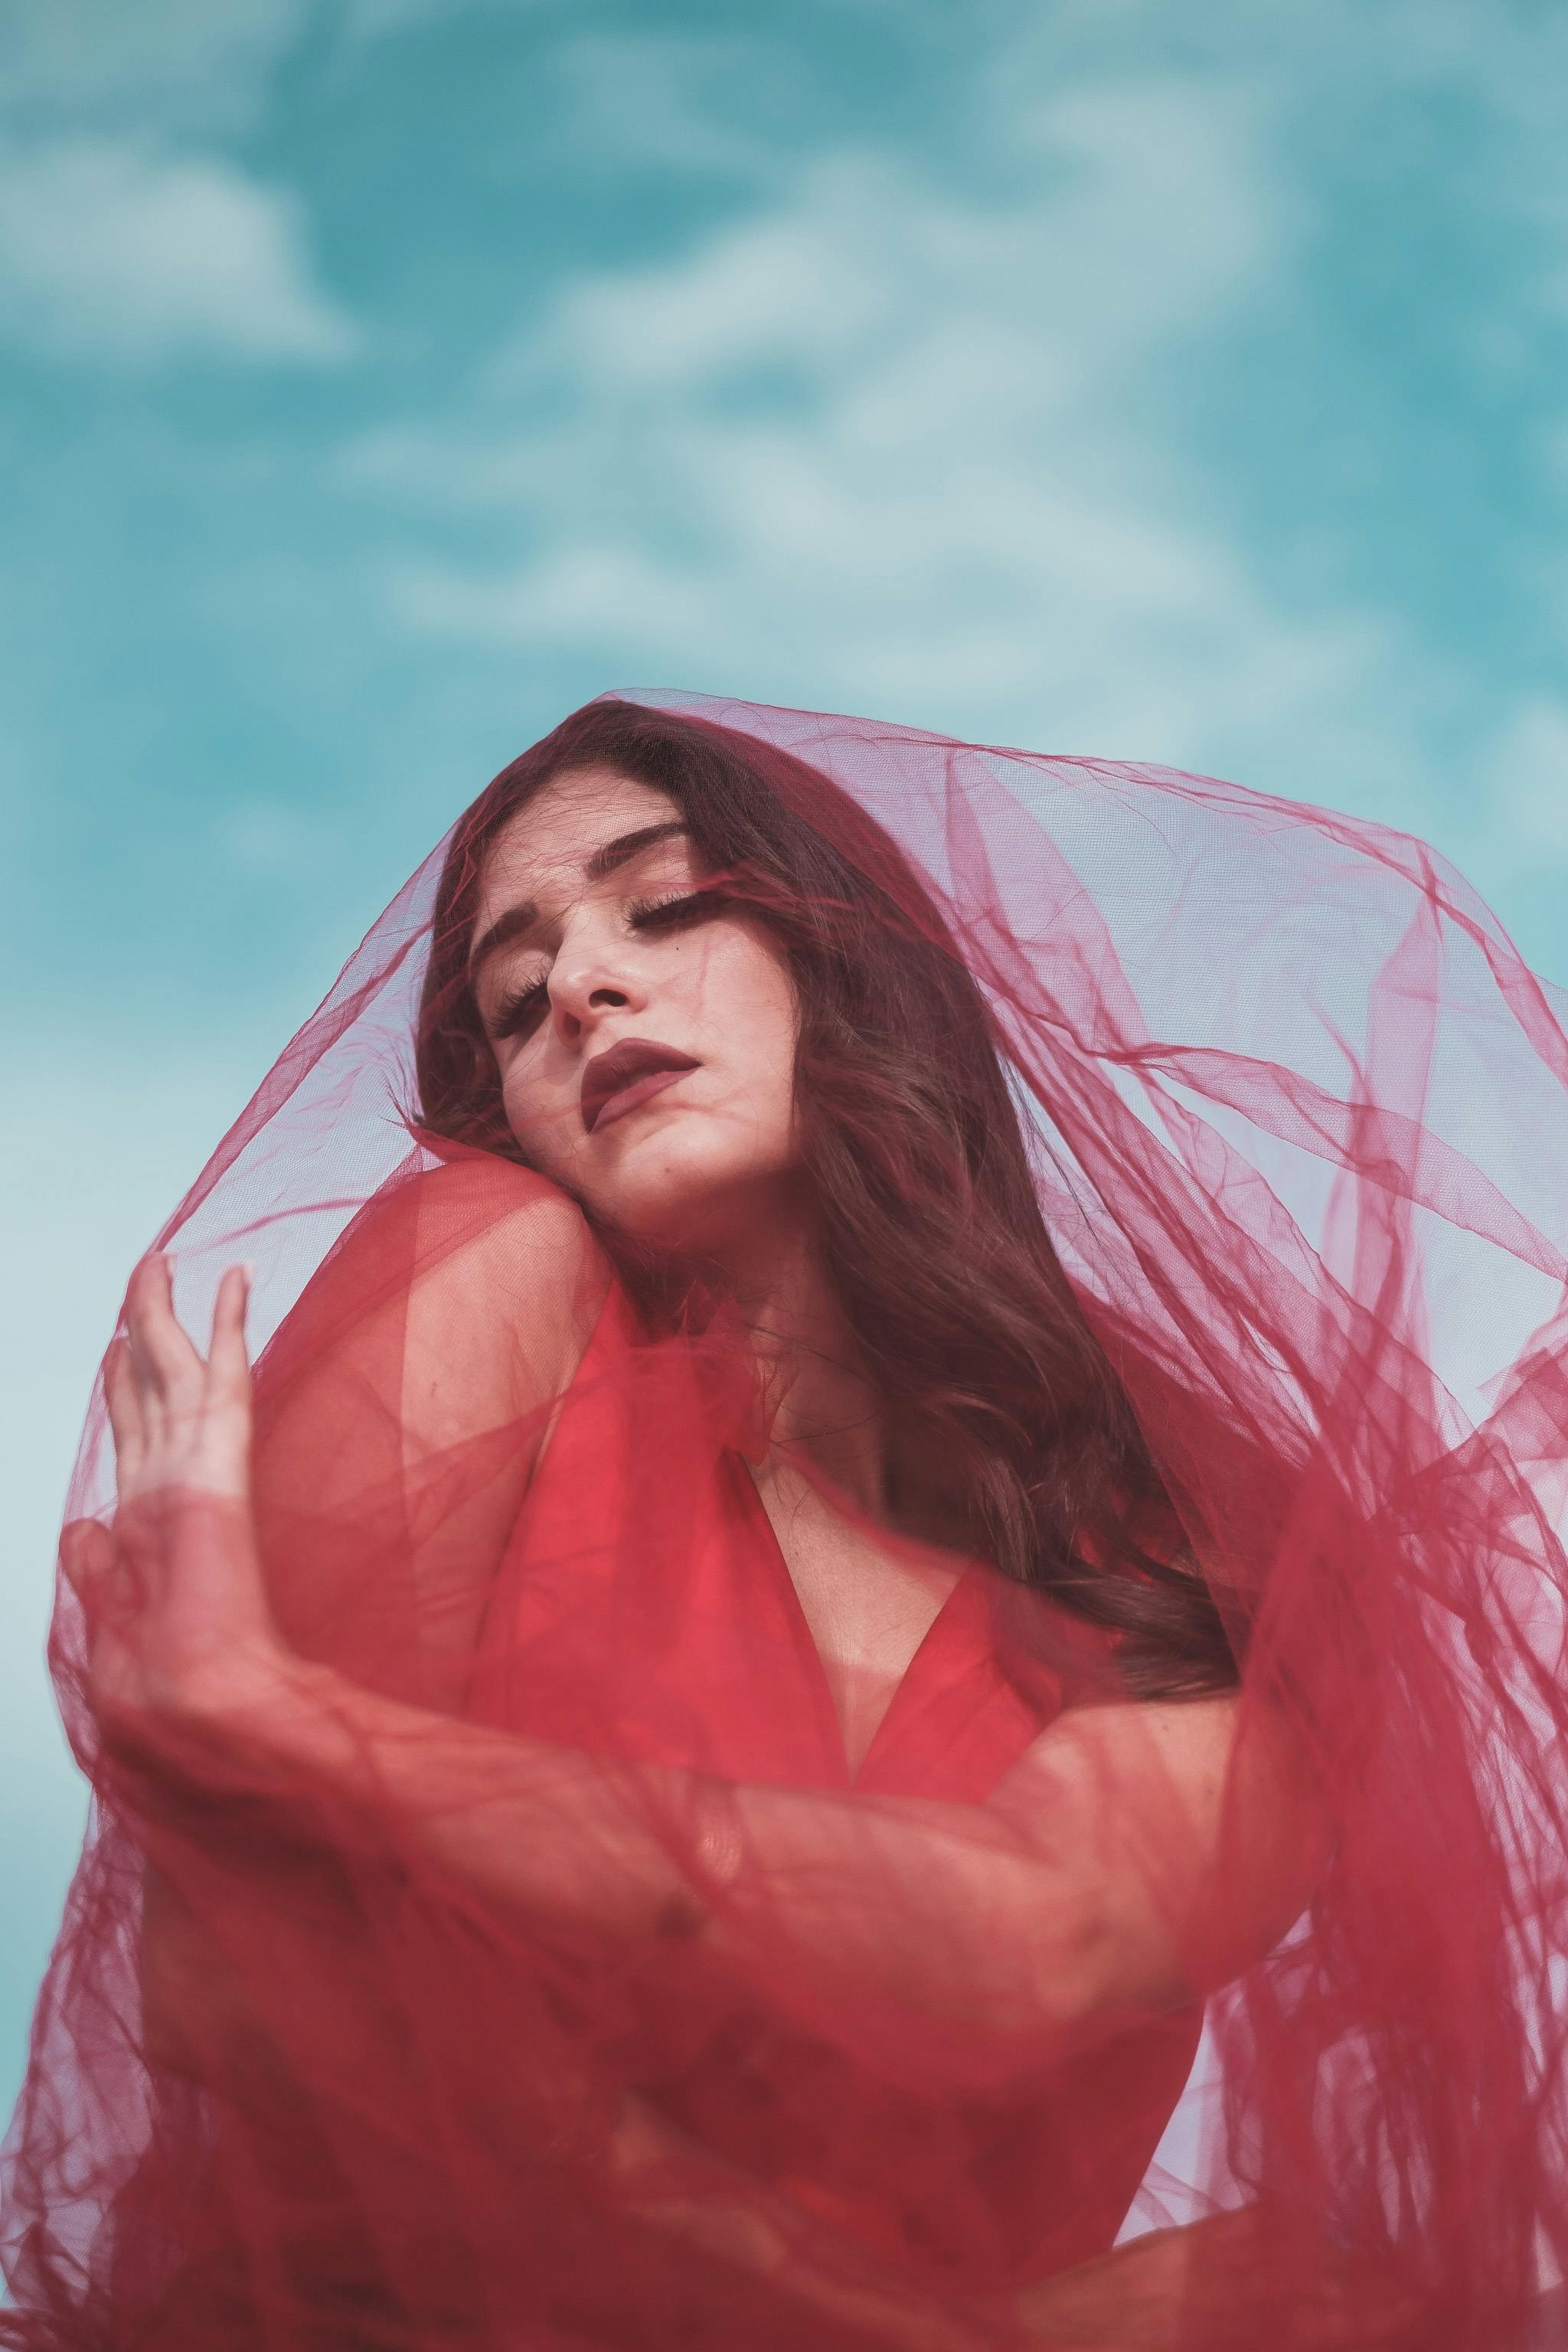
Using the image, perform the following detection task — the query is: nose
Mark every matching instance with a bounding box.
[546,914,648,1043]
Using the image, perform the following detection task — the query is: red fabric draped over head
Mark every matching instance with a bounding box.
[4,691,1567,2350]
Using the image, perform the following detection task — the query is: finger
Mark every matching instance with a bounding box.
[103,1338,147,1485]
[206,1263,254,1413]
[124,1256,170,1402]
[127,1253,205,1407]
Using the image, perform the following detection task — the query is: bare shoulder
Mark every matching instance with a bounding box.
[400,1153,606,1323]
[398,1154,612,1426]
[988,1689,1328,1999]
[260,1151,612,1438]
[992,1690,1315,1837]
[989,1693,1246,1825]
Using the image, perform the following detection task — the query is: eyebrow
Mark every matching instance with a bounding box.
[466,821,691,982]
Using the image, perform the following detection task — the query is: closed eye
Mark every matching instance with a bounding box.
[487,890,727,1043]
[488,974,549,1041]
[627,886,727,932]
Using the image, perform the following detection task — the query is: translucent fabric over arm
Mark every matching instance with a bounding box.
[3,691,1567,2350]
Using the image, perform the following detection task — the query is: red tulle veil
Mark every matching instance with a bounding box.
[4,690,1567,2349]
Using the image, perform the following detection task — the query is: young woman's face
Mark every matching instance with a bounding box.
[469,766,802,1249]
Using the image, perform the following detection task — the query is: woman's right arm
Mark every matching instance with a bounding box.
[243,1152,608,1709]
[129,1152,609,2079]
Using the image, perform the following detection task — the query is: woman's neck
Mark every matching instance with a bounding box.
[705,1201,890,1517]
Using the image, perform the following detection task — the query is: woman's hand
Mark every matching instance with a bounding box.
[62,1254,302,1756]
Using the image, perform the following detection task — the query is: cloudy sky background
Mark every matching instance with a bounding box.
[5,0,1568,2109]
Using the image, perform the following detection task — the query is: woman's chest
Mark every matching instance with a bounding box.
[470,1312,1054,1798]
[743,1457,964,1775]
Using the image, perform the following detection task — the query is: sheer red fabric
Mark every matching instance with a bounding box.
[5,691,1568,2348]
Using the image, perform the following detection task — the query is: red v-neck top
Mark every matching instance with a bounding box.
[468,1277,1202,2286]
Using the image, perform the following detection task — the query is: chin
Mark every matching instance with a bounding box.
[599,1178,740,1256]
[597,1152,799,1261]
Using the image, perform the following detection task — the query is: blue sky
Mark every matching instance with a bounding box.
[4,0,1568,2109]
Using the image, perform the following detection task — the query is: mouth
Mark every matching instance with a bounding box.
[580,1038,701,1136]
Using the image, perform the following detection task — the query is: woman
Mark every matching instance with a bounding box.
[5,696,1566,2348]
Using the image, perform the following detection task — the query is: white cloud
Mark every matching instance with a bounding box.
[338,0,500,34]
[0,0,498,138]
[541,31,792,184]
[351,81,1413,788]
[486,78,1287,405]
[0,139,357,367]
[0,0,310,138]
[1478,696,1568,855]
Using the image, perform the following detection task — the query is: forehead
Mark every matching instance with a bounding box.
[476,766,683,912]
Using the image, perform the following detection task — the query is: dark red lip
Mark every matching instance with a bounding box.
[580,1037,701,1135]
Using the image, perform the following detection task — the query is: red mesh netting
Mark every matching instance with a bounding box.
[4,692,1566,2348]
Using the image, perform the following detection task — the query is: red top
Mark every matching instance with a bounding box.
[469,1278,1203,2286]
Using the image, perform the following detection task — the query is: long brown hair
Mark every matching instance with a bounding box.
[416,698,1237,1697]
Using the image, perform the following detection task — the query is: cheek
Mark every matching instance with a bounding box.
[497,1056,580,1171]
[716,936,799,1128]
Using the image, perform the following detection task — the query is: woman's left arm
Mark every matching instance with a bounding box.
[231,1665,1321,2069]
